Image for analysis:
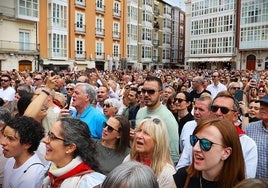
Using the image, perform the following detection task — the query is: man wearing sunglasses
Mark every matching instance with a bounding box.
[136,76,179,164]
[211,91,257,178]
[244,94,268,178]
[0,74,15,102]
[176,93,212,170]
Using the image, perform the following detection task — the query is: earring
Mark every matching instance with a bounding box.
[66,151,69,154]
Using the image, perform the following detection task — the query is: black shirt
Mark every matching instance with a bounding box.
[173,166,218,188]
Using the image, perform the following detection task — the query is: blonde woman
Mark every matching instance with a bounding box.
[124,116,176,188]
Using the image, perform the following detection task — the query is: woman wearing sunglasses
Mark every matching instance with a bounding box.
[103,98,121,118]
[173,118,245,188]
[42,118,105,187]
[124,116,176,188]
[96,115,130,175]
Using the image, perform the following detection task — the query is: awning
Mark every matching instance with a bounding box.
[187,57,231,62]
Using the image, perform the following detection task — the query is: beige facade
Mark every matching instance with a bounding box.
[0,0,39,71]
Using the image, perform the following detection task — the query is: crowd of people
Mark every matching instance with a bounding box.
[0,66,267,187]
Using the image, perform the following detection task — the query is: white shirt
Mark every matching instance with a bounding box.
[3,154,45,188]
[0,86,15,101]
[206,82,227,99]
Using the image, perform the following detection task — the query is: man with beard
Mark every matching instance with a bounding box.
[135,76,179,164]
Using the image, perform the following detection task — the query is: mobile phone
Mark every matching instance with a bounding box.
[235,90,244,102]
[85,68,92,73]
[252,74,259,83]
[65,94,72,109]
[129,120,136,129]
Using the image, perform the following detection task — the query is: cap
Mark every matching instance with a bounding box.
[256,94,268,104]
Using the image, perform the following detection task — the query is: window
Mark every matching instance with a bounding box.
[76,12,84,29]
[127,45,137,60]
[127,24,138,40]
[96,42,104,57]
[75,39,85,59]
[114,2,120,16]
[113,22,120,38]
[96,0,104,10]
[19,30,30,51]
[96,18,104,35]
[142,28,151,41]
[50,3,67,28]
[19,0,38,18]
[51,33,67,58]
[141,46,152,58]
[113,44,119,57]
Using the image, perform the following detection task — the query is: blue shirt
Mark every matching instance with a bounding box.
[73,105,107,139]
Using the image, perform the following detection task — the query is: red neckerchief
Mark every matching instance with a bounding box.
[48,162,93,187]
[235,126,245,135]
[135,156,151,167]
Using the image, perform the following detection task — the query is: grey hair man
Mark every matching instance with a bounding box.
[70,83,107,139]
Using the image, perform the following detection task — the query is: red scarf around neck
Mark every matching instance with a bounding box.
[48,162,93,187]
[135,155,151,167]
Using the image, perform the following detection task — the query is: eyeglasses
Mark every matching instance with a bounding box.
[103,122,120,133]
[47,131,66,142]
[231,87,240,90]
[190,135,226,151]
[1,79,9,82]
[173,98,186,103]
[103,103,113,108]
[66,88,74,91]
[141,88,159,95]
[211,105,234,114]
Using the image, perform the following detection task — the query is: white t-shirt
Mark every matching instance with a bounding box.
[3,154,45,188]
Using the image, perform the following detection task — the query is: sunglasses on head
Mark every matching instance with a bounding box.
[173,98,186,103]
[141,88,158,95]
[210,105,234,114]
[190,135,226,151]
[103,122,119,133]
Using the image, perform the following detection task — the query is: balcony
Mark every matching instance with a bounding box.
[96,4,105,14]
[95,28,105,38]
[95,52,105,60]
[113,10,121,19]
[75,23,86,34]
[153,39,159,46]
[113,31,121,40]
[75,51,86,60]
[75,1,86,9]
[0,40,39,54]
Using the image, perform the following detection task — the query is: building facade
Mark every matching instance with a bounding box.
[0,0,39,72]
[0,0,184,71]
[237,0,268,70]
[185,0,268,70]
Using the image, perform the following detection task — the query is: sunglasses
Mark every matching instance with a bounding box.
[34,78,42,81]
[103,103,113,108]
[231,87,240,90]
[66,88,74,91]
[137,90,142,94]
[1,79,9,82]
[173,98,186,103]
[190,135,226,151]
[141,88,158,95]
[210,105,234,114]
[103,122,120,133]
[259,90,265,93]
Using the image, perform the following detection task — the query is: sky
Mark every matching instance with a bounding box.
[165,0,186,11]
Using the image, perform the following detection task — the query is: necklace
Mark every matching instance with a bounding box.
[199,176,203,188]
